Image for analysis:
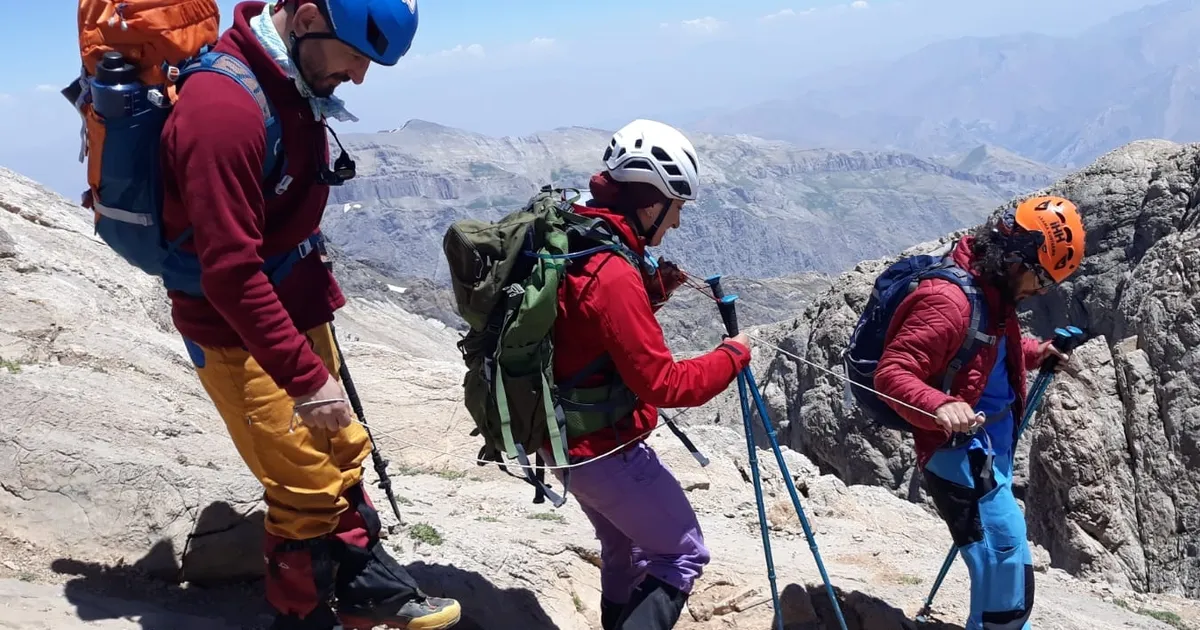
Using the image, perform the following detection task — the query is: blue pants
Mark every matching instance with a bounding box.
[925,442,1034,630]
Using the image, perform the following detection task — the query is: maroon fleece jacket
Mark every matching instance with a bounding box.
[160,1,345,397]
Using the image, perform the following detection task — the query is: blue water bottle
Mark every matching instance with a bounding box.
[90,51,142,119]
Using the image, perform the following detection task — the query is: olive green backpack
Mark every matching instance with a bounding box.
[442,185,645,506]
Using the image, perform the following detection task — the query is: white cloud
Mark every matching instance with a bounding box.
[851,1,870,9]
[761,8,816,21]
[0,93,13,104]
[681,16,723,34]
[528,37,556,48]
[34,84,58,93]
[436,43,485,58]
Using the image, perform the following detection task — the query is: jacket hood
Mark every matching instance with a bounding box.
[571,204,648,258]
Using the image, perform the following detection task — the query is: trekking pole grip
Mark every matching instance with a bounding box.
[705,275,740,337]
[1043,326,1084,372]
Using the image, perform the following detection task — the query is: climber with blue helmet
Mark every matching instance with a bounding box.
[158,1,458,629]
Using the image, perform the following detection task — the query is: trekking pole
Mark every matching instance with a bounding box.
[915,326,1084,623]
[319,251,407,528]
[707,274,849,630]
[660,410,711,467]
[330,322,407,528]
[1015,327,1083,442]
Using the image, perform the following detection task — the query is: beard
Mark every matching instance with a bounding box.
[295,41,351,98]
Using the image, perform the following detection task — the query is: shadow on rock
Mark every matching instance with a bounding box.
[775,583,966,630]
[51,500,270,629]
[49,501,561,629]
[405,561,561,630]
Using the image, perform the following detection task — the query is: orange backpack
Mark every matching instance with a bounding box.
[63,0,294,298]
[73,0,220,196]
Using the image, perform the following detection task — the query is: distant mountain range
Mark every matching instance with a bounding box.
[690,0,1200,168]
[319,120,1061,286]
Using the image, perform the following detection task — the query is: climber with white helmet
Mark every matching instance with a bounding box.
[544,119,752,629]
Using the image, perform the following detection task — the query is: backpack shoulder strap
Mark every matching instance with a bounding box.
[176,51,285,189]
[918,258,999,393]
[560,212,650,273]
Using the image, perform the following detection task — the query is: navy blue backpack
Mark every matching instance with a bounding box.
[842,253,998,432]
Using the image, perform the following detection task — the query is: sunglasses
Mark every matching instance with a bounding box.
[1026,263,1056,293]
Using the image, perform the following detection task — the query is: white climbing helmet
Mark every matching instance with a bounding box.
[603,119,699,202]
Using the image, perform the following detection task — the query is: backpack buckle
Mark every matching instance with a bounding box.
[297,238,314,259]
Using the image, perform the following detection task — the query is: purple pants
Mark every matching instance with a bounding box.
[549,441,710,604]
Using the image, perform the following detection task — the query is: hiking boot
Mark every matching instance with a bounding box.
[338,595,462,630]
[615,575,688,630]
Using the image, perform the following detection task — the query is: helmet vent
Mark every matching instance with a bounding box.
[624,159,653,171]
[603,147,613,161]
[365,14,389,55]
[664,164,681,176]
[651,147,673,163]
[634,139,643,149]
[670,180,692,198]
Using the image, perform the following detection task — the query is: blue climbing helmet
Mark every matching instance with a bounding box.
[313,0,419,66]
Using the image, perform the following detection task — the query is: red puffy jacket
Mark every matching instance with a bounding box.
[873,236,1045,468]
[551,206,752,460]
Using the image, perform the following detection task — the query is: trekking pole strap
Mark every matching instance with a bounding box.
[660,411,710,467]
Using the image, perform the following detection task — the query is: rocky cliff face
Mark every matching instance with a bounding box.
[317,120,1061,283]
[724,139,1200,599]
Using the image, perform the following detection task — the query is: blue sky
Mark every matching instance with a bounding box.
[0,0,1163,196]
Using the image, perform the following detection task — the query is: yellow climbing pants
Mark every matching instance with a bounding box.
[185,323,373,540]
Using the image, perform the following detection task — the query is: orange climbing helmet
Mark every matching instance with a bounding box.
[997,195,1086,284]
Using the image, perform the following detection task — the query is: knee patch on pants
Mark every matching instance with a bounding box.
[924,448,997,547]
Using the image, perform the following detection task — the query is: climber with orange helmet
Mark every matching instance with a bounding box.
[871,195,1086,629]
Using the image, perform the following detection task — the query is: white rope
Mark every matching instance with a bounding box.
[342,280,971,473]
[744,333,943,423]
[367,421,664,472]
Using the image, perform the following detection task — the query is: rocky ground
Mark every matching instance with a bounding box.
[3,138,1200,630]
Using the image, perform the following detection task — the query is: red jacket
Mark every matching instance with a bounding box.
[873,236,1045,468]
[160,1,344,398]
[551,206,752,459]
